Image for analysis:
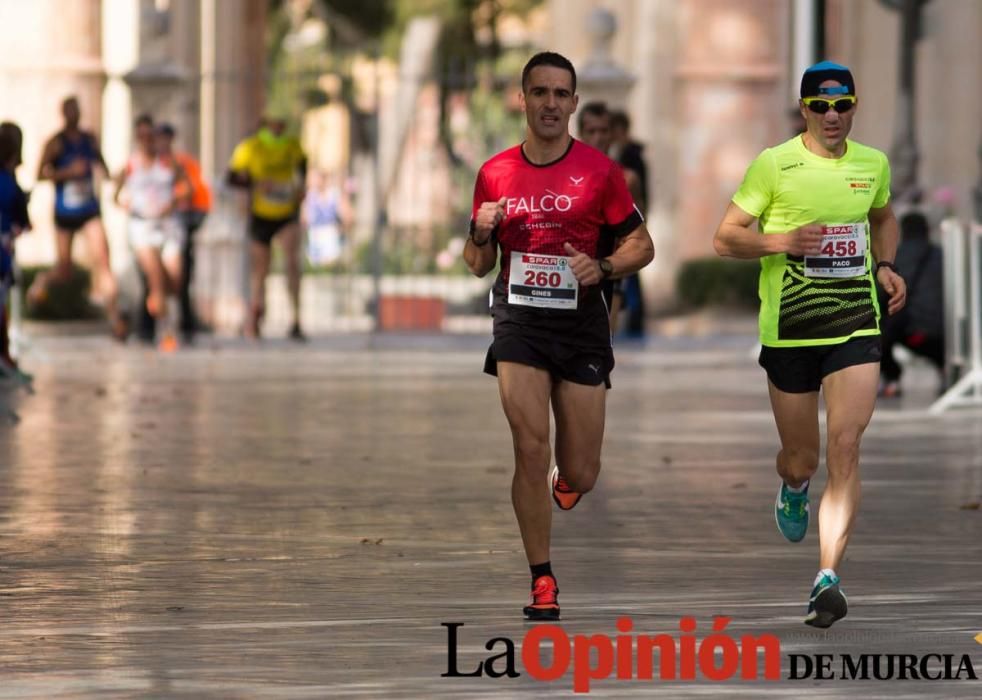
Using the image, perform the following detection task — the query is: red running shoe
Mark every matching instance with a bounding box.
[551,465,582,511]
[523,574,560,621]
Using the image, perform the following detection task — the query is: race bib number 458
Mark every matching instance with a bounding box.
[508,251,578,310]
[804,223,867,278]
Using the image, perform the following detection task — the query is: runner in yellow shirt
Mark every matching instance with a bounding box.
[227,117,307,340]
[713,62,906,628]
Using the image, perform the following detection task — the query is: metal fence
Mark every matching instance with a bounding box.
[192,191,494,337]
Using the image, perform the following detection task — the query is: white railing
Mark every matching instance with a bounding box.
[193,195,492,336]
[929,219,982,413]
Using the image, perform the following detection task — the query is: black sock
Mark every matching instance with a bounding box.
[530,561,553,585]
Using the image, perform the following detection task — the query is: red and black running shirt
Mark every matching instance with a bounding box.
[471,139,642,348]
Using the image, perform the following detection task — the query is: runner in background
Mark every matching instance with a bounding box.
[0,122,30,373]
[609,110,648,338]
[227,117,307,340]
[114,115,189,352]
[577,101,644,332]
[136,123,211,344]
[303,169,350,268]
[32,96,126,339]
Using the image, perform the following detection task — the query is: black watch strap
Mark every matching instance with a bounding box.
[468,220,493,247]
[875,260,898,273]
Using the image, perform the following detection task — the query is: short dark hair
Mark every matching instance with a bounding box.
[521,51,576,94]
[0,121,23,168]
[577,101,608,132]
[134,113,154,128]
[609,110,630,131]
[156,122,176,138]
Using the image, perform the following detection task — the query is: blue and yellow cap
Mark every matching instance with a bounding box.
[800,61,855,98]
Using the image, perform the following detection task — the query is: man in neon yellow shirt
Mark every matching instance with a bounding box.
[228,117,307,340]
[714,62,906,628]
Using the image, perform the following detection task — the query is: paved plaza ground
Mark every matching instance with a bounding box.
[0,327,980,698]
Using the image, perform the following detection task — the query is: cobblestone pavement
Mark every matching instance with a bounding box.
[0,332,980,698]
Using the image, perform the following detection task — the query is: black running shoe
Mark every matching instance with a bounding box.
[288,323,307,342]
[805,573,848,628]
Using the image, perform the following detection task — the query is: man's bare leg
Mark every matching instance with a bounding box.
[276,222,304,337]
[82,218,126,338]
[552,379,606,494]
[819,362,878,571]
[768,382,821,490]
[247,240,271,338]
[497,361,554,566]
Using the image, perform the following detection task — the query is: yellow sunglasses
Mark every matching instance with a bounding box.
[802,96,857,114]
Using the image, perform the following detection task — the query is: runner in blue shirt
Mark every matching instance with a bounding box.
[31,96,126,339]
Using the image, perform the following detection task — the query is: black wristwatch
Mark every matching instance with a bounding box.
[468,220,493,247]
[598,258,614,279]
[875,260,898,274]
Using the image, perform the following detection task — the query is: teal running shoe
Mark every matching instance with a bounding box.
[805,572,848,628]
[775,481,809,542]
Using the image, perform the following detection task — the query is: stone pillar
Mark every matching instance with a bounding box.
[575,7,635,121]
[200,0,266,184]
[881,0,932,204]
[975,144,982,222]
[0,0,105,265]
[675,0,788,263]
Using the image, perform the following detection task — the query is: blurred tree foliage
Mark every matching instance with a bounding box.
[267,0,542,274]
[675,258,760,310]
[267,0,540,154]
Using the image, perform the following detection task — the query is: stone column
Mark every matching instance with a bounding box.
[575,8,635,119]
[0,0,105,265]
[675,0,788,263]
[200,0,266,184]
[975,145,982,222]
[880,0,932,204]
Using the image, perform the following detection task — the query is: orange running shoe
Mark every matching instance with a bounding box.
[158,333,179,353]
[550,465,582,511]
[523,574,560,621]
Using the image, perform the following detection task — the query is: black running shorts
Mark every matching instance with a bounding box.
[484,333,614,388]
[54,210,100,233]
[759,335,882,394]
[249,213,298,246]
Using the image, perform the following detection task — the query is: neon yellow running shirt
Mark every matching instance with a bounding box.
[228,133,306,219]
[732,135,891,347]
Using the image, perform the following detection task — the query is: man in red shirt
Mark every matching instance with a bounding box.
[463,52,654,620]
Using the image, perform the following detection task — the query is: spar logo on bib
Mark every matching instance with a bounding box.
[506,189,580,216]
[523,255,558,265]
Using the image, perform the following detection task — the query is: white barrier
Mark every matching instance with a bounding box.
[929,219,982,413]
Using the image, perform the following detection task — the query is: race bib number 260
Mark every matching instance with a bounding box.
[508,251,578,310]
[804,223,867,278]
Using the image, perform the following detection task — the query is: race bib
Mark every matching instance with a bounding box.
[262,180,296,205]
[508,251,578,310]
[804,223,867,278]
[64,180,94,208]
